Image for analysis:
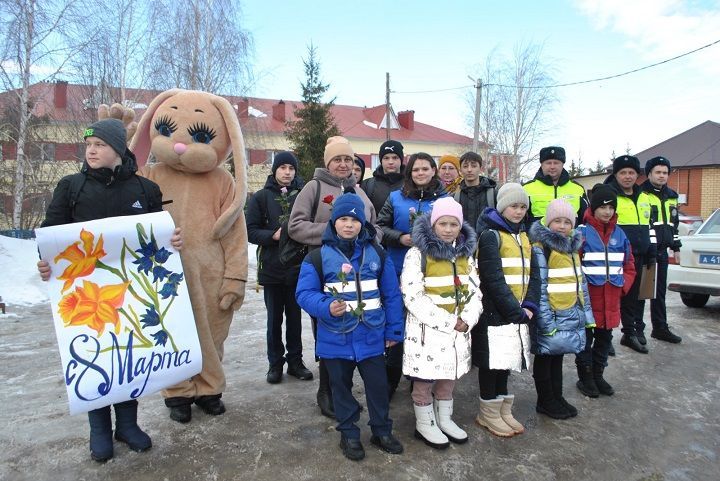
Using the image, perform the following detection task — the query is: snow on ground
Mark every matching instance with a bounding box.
[0,234,258,310]
[0,236,48,307]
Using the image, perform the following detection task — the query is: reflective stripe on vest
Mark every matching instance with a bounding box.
[425,256,471,314]
[580,224,626,287]
[524,180,585,220]
[546,250,583,310]
[498,230,531,302]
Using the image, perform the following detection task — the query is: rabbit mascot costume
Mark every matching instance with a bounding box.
[128,89,248,423]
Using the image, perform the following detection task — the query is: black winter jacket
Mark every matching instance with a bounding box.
[604,175,657,262]
[454,177,497,233]
[472,208,541,369]
[360,165,405,215]
[41,150,163,227]
[640,179,682,251]
[246,175,304,285]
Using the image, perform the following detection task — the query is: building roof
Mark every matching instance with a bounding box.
[635,120,720,169]
[2,81,477,148]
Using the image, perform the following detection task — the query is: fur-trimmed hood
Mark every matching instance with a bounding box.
[529,220,583,254]
[411,213,477,261]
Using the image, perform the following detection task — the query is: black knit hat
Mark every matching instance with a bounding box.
[84,118,127,157]
[379,140,404,161]
[271,151,298,174]
[613,155,641,175]
[539,146,566,163]
[590,183,617,212]
[645,156,671,176]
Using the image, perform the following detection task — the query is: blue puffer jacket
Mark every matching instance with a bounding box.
[295,222,405,362]
[528,221,594,355]
[377,181,447,276]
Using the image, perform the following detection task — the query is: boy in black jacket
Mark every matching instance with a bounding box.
[246,152,313,384]
[37,119,181,462]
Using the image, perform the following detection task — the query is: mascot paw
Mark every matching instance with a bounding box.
[98,103,137,142]
[219,279,246,311]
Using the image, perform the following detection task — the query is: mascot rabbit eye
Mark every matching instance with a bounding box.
[188,122,216,144]
[154,115,177,137]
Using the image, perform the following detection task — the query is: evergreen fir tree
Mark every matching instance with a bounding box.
[285,45,341,182]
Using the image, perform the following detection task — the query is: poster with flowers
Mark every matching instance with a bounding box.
[35,211,202,415]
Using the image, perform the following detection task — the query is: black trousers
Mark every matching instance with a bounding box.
[576,327,613,368]
[533,354,564,398]
[324,355,392,439]
[478,368,509,400]
[645,250,669,332]
[620,254,646,336]
[264,284,303,367]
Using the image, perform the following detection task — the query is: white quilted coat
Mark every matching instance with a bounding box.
[401,247,482,380]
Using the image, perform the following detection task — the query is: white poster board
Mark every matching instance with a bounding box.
[35,212,202,414]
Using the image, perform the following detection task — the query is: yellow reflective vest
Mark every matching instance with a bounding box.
[498,230,532,302]
[523,178,586,222]
[424,256,471,314]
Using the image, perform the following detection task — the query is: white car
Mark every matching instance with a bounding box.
[668,208,720,307]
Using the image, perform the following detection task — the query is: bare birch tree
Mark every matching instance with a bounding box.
[0,0,86,229]
[146,0,254,94]
[468,43,557,181]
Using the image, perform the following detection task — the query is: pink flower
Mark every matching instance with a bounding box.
[409,207,416,214]
[341,263,353,275]
[280,186,288,194]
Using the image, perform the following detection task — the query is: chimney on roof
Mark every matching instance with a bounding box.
[398,110,414,130]
[237,98,249,118]
[272,100,286,122]
[54,80,68,109]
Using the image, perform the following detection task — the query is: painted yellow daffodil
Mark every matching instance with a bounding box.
[58,280,129,336]
[54,229,107,292]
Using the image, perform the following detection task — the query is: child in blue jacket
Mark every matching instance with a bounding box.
[296,193,405,461]
[529,199,594,420]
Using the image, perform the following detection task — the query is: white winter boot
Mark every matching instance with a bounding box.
[475,397,514,437]
[414,404,450,449]
[499,394,525,434]
[434,399,468,444]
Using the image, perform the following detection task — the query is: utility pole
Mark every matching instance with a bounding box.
[468,76,482,153]
[385,72,391,141]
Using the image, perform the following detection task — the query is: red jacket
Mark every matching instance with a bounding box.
[579,210,636,329]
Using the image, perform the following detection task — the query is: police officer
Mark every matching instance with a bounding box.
[606,155,657,354]
[640,156,682,343]
[523,146,588,228]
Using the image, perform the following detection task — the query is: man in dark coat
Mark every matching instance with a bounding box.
[246,152,314,383]
[361,140,405,215]
[453,151,497,232]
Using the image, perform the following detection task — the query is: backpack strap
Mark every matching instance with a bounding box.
[310,179,321,223]
[67,174,87,216]
[486,186,496,209]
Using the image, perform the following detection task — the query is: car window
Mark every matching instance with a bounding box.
[697,210,720,234]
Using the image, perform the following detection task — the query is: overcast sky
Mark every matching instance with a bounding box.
[243,0,720,168]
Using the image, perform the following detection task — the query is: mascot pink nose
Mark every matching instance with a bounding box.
[174,143,188,155]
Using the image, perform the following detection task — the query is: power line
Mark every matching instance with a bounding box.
[392,38,720,94]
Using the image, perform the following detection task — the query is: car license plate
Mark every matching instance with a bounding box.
[699,254,720,265]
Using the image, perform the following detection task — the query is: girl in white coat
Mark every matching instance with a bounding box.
[401,197,482,449]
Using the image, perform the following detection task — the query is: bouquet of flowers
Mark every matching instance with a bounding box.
[276,186,299,224]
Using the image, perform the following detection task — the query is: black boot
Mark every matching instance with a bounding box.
[114,400,152,452]
[287,360,314,380]
[195,394,226,415]
[651,327,682,344]
[88,406,113,462]
[535,376,571,419]
[165,396,193,423]
[575,365,599,398]
[317,359,335,418]
[592,364,615,396]
[607,342,616,357]
[620,334,649,353]
[551,362,577,417]
[385,343,404,400]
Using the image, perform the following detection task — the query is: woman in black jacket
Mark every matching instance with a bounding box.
[246,152,313,384]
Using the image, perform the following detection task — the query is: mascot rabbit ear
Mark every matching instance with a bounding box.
[130,88,183,167]
[208,94,248,240]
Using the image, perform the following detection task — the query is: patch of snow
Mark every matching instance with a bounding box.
[363,120,378,129]
[249,106,267,118]
[0,236,49,306]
